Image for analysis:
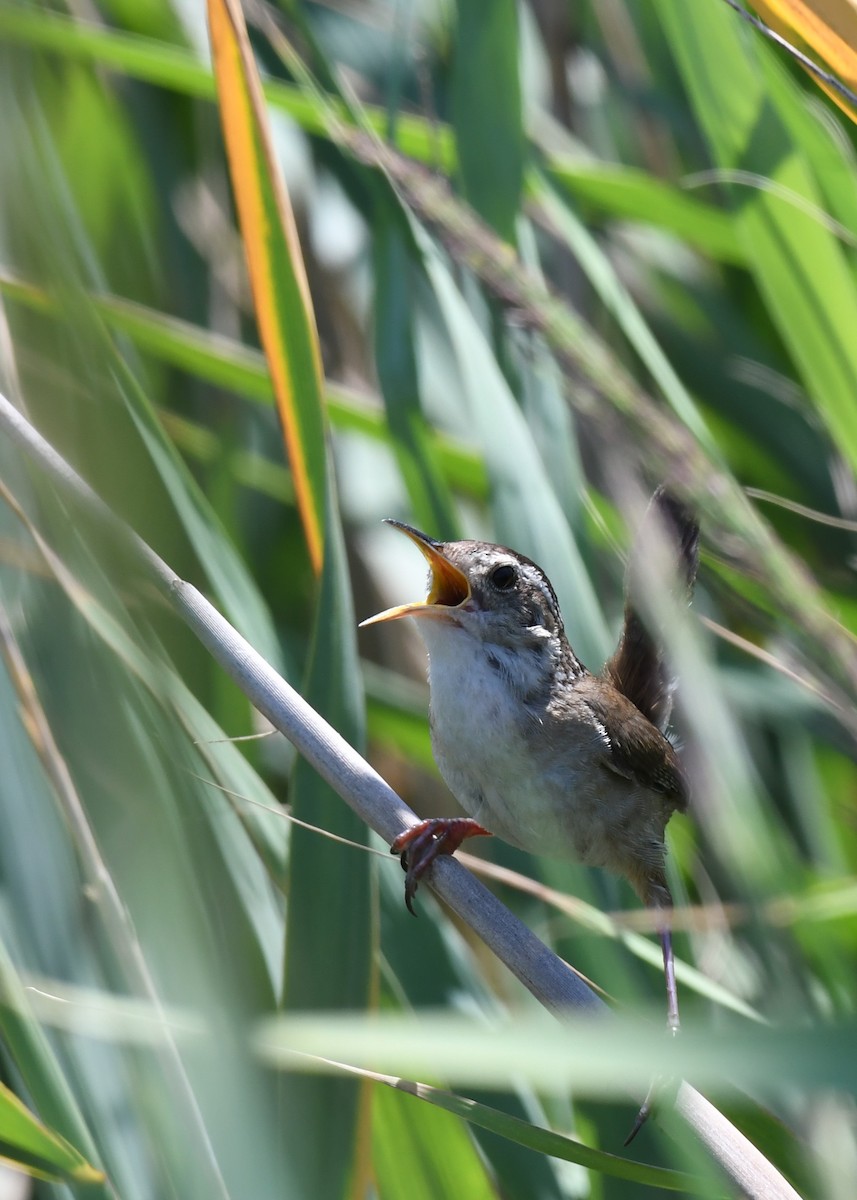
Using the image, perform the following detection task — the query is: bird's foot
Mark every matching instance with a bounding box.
[391,818,491,914]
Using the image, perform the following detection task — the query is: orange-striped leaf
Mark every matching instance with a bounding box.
[207,16,374,1199]
[752,0,857,122]
[207,0,325,572]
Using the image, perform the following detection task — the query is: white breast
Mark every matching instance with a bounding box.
[416,618,610,861]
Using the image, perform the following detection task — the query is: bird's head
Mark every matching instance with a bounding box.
[360,521,565,653]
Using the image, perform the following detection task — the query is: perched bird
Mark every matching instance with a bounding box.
[361,489,699,1138]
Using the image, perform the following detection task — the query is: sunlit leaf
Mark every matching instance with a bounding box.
[657,0,857,475]
[0,1079,103,1184]
[208,0,326,572]
[373,1073,714,1195]
[374,1082,496,1200]
[751,0,857,122]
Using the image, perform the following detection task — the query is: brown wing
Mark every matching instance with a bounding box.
[576,675,689,811]
[604,488,699,732]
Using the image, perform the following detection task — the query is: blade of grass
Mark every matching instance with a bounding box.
[532,173,712,445]
[359,1062,718,1195]
[0,936,111,1199]
[544,159,745,264]
[656,0,857,476]
[206,6,374,1196]
[0,273,488,501]
[376,848,568,1200]
[110,353,286,672]
[416,222,611,666]
[279,485,375,1199]
[256,1006,857,1100]
[749,0,857,122]
[452,0,524,242]
[0,591,276,1194]
[373,1080,497,1200]
[373,210,461,535]
[0,6,455,168]
[459,853,764,1023]
[0,1079,103,1185]
[208,0,325,573]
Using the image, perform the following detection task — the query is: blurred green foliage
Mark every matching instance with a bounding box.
[0,0,856,1196]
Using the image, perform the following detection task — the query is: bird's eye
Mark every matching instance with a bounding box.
[490,563,517,590]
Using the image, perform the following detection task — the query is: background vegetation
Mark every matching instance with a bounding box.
[1,0,856,1196]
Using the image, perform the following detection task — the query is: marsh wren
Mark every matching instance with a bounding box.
[362,490,699,1138]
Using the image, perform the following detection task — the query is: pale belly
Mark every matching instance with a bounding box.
[424,633,659,872]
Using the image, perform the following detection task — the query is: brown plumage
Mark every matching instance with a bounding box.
[363,488,700,1140]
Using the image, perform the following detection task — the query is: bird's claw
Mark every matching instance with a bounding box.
[390,818,491,914]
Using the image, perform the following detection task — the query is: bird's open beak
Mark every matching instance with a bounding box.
[359,520,471,626]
